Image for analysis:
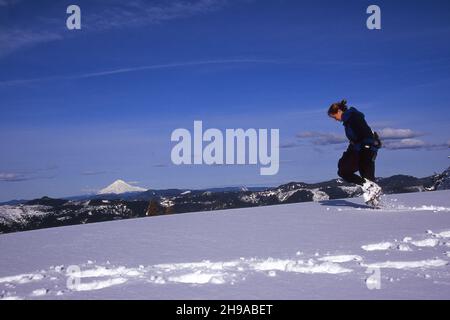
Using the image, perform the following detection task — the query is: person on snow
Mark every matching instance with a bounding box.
[328,100,382,206]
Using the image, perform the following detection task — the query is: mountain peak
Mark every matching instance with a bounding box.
[98,180,147,195]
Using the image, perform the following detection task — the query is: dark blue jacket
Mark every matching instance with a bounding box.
[342,107,376,152]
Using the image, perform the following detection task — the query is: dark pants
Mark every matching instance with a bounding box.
[338,148,376,186]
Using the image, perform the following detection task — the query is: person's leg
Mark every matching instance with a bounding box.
[359,148,382,205]
[359,149,376,181]
[338,150,365,185]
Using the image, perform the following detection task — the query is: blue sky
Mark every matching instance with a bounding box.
[0,0,449,201]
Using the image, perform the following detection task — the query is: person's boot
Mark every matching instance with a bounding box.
[361,179,382,206]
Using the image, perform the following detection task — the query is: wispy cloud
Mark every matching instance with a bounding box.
[0,0,21,6]
[279,142,299,149]
[0,58,282,86]
[84,0,228,31]
[80,170,108,176]
[296,131,347,146]
[0,28,62,58]
[0,0,230,59]
[152,163,169,167]
[0,172,29,182]
[0,165,58,182]
[0,171,56,182]
[77,59,280,78]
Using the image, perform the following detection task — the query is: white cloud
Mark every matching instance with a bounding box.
[295,130,448,151]
[383,139,448,150]
[0,172,27,182]
[383,138,426,149]
[377,128,423,140]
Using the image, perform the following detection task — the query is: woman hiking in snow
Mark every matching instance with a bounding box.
[328,100,382,206]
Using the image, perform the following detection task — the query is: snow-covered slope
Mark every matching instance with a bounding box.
[98,180,147,195]
[1,191,450,300]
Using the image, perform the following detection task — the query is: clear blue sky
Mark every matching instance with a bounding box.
[0,0,449,201]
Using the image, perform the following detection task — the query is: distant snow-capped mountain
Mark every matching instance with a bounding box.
[98,180,147,195]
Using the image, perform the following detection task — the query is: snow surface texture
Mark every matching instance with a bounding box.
[0,191,449,300]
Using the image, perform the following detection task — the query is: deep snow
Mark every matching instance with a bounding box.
[1,190,450,300]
